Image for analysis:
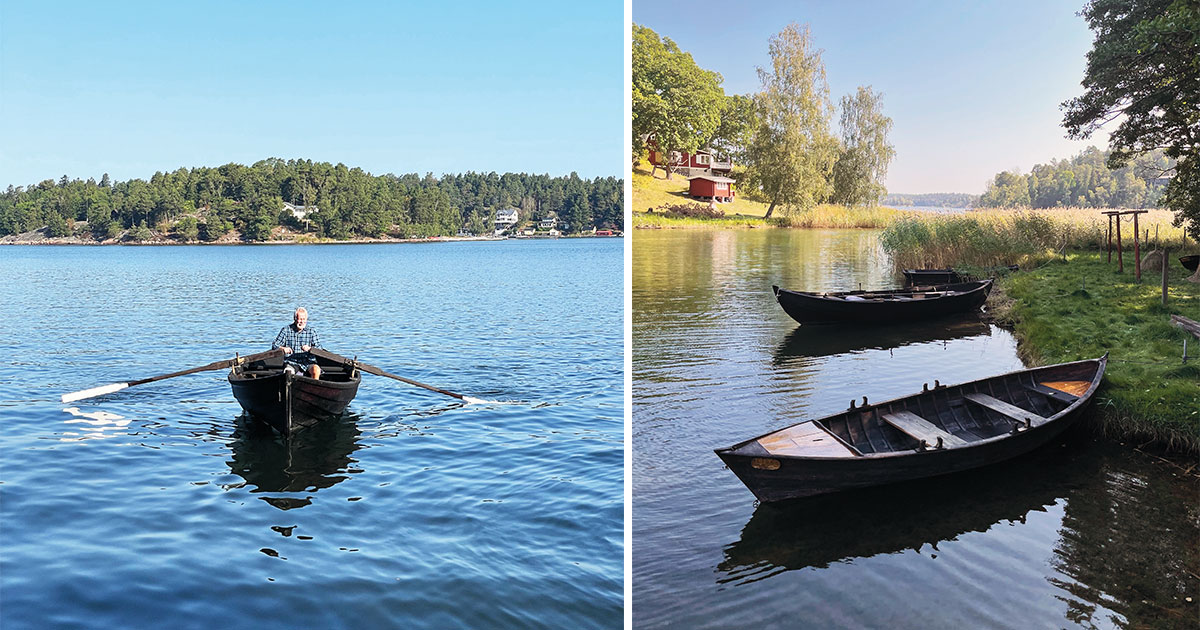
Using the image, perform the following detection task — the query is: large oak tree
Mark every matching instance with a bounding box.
[632,24,725,179]
[1062,0,1200,239]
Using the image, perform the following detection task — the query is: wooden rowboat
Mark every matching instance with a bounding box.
[228,352,361,436]
[715,355,1106,502]
[772,279,992,325]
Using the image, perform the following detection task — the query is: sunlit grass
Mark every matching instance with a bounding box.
[991,250,1200,452]
[634,212,770,229]
[632,162,911,229]
[632,162,773,217]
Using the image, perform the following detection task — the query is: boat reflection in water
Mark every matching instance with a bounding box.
[225,412,364,510]
[772,315,991,364]
[717,429,1101,583]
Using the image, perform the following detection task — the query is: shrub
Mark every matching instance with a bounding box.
[654,202,725,219]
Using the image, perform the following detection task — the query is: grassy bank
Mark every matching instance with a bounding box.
[632,163,907,229]
[989,250,1200,452]
[632,163,772,217]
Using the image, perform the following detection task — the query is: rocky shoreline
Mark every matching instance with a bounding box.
[0,226,617,246]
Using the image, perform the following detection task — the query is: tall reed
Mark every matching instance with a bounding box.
[880,208,1190,271]
[770,204,910,229]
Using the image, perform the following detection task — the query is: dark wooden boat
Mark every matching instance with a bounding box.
[228,352,361,436]
[1181,255,1198,272]
[715,355,1106,503]
[772,279,992,325]
[902,268,961,285]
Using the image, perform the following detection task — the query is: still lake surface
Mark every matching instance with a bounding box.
[633,229,1197,629]
[0,239,623,630]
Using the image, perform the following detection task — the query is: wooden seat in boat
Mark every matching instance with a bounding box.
[964,393,1048,426]
[880,411,968,448]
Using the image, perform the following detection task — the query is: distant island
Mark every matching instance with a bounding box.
[881,193,978,209]
[0,158,623,244]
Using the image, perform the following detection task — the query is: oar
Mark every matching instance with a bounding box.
[309,348,486,404]
[61,348,287,403]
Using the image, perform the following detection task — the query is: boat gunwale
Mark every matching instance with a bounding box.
[775,279,992,302]
[715,354,1107,461]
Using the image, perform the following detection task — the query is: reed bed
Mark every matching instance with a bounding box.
[880,208,1190,272]
[770,204,911,229]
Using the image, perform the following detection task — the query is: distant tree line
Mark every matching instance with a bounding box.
[0,158,624,240]
[882,193,978,208]
[979,147,1171,209]
[632,23,896,216]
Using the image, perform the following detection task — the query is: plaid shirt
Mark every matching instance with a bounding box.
[273,324,320,360]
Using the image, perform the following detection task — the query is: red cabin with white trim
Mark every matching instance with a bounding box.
[688,175,736,202]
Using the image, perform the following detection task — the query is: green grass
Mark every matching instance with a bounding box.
[632,163,773,217]
[634,212,771,229]
[632,162,908,229]
[991,250,1200,452]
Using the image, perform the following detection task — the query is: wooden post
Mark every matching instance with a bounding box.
[1106,214,1113,262]
[1133,211,1141,282]
[1163,247,1169,306]
[1108,212,1118,271]
[1102,211,1120,263]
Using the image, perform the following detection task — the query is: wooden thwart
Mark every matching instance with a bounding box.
[881,411,968,448]
[964,393,1047,426]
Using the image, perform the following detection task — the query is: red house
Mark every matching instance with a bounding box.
[688,175,736,202]
[645,137,733,177]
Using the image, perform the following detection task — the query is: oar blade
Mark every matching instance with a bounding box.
[461,396,488,405]
[61,382,129,403]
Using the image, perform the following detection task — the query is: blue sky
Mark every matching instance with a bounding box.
[635,0,1110,194]
[0,1,623,188]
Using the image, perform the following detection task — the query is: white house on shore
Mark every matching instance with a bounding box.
[495,208,519,235]
[283,202,318,221]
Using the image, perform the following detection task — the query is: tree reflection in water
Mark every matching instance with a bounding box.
[1049,451,1199,629]
[226,414,363,510]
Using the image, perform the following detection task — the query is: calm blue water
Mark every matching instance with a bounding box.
[0,240,623,629]
[633,229,1198,630]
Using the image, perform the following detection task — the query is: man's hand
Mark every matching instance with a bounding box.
[281,346,293,355]
[301,344,312,352]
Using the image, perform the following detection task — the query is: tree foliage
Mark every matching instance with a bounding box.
[979,147,1171,208]
[632,24,725,177]
[706,94,757,164]
[746,23,840,217]
[0,159,623,240]
[830,87,895,207]
[1062,0,1200,238]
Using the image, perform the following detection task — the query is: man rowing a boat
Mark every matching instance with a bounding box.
[273,307,322,379]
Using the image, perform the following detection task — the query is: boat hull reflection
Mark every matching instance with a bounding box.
[226,413,363,510]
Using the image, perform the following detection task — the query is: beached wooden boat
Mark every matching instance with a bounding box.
[1181,255,1198,272]
[228,352,361,436]
[715,355,1106,502]
[772,279,992,325]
